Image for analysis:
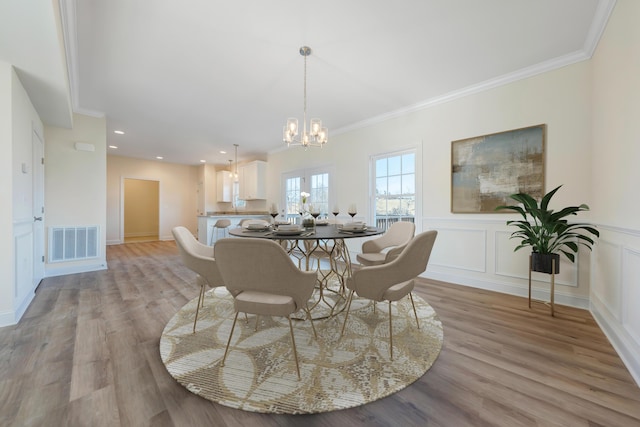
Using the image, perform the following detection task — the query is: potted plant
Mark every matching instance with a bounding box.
[495,185,599,274]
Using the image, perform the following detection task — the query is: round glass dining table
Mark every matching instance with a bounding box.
[228,223,383,318]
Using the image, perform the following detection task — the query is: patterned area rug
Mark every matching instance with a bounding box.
[160,284,443,414]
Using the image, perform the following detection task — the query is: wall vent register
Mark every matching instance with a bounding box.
[49,226,99,262]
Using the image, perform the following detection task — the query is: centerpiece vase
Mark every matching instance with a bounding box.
[301,204,315,229]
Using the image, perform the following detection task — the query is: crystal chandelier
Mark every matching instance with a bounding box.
[283,46,328,148]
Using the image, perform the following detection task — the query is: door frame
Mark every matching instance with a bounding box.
[32,125,45,288]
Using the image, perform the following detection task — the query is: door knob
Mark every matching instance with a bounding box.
[34,216,43,222]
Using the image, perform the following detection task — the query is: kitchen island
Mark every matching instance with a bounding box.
[197,212,270,244]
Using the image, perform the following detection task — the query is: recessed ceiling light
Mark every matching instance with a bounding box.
[156,156,163,160]
[108,145,118,149]
[200,160,206,163]
[220,150,227,154]
[114,130,124,135]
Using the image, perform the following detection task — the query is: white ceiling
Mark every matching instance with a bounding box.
[1,0,615,166]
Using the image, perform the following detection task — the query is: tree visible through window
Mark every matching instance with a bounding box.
[373,151,415,231]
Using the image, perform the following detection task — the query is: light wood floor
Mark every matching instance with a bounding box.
[123,235,159,243]
[1,241,639,427]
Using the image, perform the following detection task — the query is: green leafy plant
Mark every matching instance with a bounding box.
[495,185,599,263]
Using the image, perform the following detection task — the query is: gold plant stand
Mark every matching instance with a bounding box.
[528,254,556,316]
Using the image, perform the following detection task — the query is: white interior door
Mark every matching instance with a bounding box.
[32,128,45,287]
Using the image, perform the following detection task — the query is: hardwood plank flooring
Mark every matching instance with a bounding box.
[1,240,639,426]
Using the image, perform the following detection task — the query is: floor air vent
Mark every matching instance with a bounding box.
[49,226,99,262]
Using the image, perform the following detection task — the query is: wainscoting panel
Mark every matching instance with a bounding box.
[9,219,36,327]
[592,238,622,320]
[494,230,578,287]
[429,227,486,272]
[589,225,640,386]
[14,226,33,309]
[622,247,640,345]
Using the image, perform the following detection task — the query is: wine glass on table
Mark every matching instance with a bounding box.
[310,206,320,231]
[331,205,340,227]
[310,207,321,221]
[269,203,279,225]
[348,204,357,222]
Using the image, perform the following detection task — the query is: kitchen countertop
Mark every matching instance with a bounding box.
[199,211,269,217]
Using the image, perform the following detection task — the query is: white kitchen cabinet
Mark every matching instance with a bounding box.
[239,160,266,200]
[216,170,234,202]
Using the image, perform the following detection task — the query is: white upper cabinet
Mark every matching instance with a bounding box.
[216,170,234,202]
[239,160,266,200]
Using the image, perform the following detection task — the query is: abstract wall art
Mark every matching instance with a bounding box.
[451,124,546,213]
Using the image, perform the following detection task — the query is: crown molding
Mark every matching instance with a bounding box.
[333,0,617,137]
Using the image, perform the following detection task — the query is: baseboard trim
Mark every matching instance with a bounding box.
[420,271,590,309]
[0,292,36,328]
[0,310,16,328]
[45,261,108,278]
[590,296,640,387]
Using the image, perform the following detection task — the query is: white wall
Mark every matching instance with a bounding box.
[106,155,199,243]
[0,61,16,324]
[589,0,640,385]
[268,60,594,307]
[44,113,108,277]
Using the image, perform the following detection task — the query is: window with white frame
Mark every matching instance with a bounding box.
[372,150,416,231]
[233,181,246,209]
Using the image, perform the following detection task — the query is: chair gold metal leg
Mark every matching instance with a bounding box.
[254,315,260,331]
[200,283,206,308]
[341,290,355,336]
[409,292,420,329]
[305,306,317,339]
[221,312,239,367]
[389,301,394,360]
[288,316,301,380]
[244,313,249,324]
[193,284,205,334]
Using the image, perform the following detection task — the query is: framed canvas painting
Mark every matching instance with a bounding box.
[451,124,546,213]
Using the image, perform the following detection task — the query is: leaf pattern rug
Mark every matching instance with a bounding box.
[160,284,443,414]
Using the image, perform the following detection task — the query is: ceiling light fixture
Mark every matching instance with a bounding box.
[233,144,239,182]
[228,160,233,178]
[283,46,328,148]
[114,130,124,135]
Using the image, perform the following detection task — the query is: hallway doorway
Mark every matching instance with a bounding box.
[123,178,159,243]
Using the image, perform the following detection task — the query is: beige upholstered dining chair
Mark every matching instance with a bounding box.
[342,230,438,360]
[172,226,225,333]
[356,221,416,266]
[214,237,317,379]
